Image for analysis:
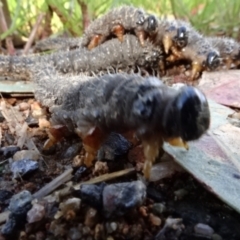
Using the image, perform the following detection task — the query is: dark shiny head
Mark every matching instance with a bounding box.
[145,15,158,32]
[206,51,220,70]
[173,26,188,48]
[163,86,210,141]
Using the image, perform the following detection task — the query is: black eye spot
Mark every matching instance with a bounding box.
[137,16,145,25]
[206,52,220,69]
[146,15,158,31]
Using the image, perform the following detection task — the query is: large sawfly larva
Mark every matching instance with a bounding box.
[81,6,158,50]
[37,72,210,179]
[0,35,163,80]
[206,36,240,69]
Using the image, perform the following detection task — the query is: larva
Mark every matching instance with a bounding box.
[34,37,83,52]
[42,73,210,179]
[0,35,163,80]
[80,6,158,50]
[206,36,240,69]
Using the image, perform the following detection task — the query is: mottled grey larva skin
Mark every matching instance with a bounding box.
[81,6,150,47]
[206,36,240,61]
[51,34,163,74]
[48,73,210,142]
[0,35,163,80]
[34,37,83,52]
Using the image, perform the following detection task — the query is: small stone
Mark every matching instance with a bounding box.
[68,227,82,240]
[139,206,148,217]
[13,150,40,161]
[152,203,166,215]
[11,159,39,178]
[0,146,20,159]
[9,190,33,217]
[97,132,131,161]
[212,233,222,240]
[25,114,39,128]
[174,189,188,200]
[102,180,146,218]
[0,111,5,122]
[194,223,214,237]
[94,224,104,240]
[1,216,16,235]
[110,222,117,232]
[74,166,87,182]
[62,143,81,159]
[93,161,108,176]
[58,198,81,220]
[84,207,99,228]
[149,213,161,226]
[18,102,30,111]
[27,203,46,223]
[0,190,13,205]
[75,183,105,209]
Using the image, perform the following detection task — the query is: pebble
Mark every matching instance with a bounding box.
[68,227,82,240]
[18,102,30,111]
[74,166,87,182]
[2,191,33,235]
[1,215,16,235]
[94,224,104,240]
[102,180,146,218]
[0,190,13,205]
[149,213,162,226]
[212,233,222,240]
[27,203,46,223]
[0,146,20,159]
[25,114,39,128]
[97,132,131,161]
[62,143,81,159]
[93,161,109,176]
[194,223,214,237]
[84,207,99,228]
[9,190,33,217]
[59,198,81,220]
[11,159,39,178]
[13,150,41,161]
[76,183,105,209]
[0,111,5,122]
[152,203,167,215]
[106,222,117,234]
[174,189,188,200]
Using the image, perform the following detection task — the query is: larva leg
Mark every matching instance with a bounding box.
[190,61,202,81]
[171,46,182,58]
[135,30,146,46]
[76,127,107,167]
[142,138,163,180]
[112,24,125,42]
[162,34,173,54]
[43,125,70,150]
[166,137,189,150]
[87,34,105,50]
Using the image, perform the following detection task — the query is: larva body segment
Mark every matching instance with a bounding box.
[81,6,157,49]
[206,36,240,69]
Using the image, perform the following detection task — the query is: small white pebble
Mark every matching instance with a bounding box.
[194,223,214,237]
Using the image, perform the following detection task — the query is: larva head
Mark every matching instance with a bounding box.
[205,51,220,70]
[145,15,158,32]
[163,86,210,141]
[173,26,188,49]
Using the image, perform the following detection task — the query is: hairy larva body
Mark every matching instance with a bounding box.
[81,6,157,49]
[206,36,240,68]
[0,35,163,80]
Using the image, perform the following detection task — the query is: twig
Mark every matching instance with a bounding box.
[23,13,45,55]
[77,0,90,31]
[33,168,73,199]
[0,3,15,55]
